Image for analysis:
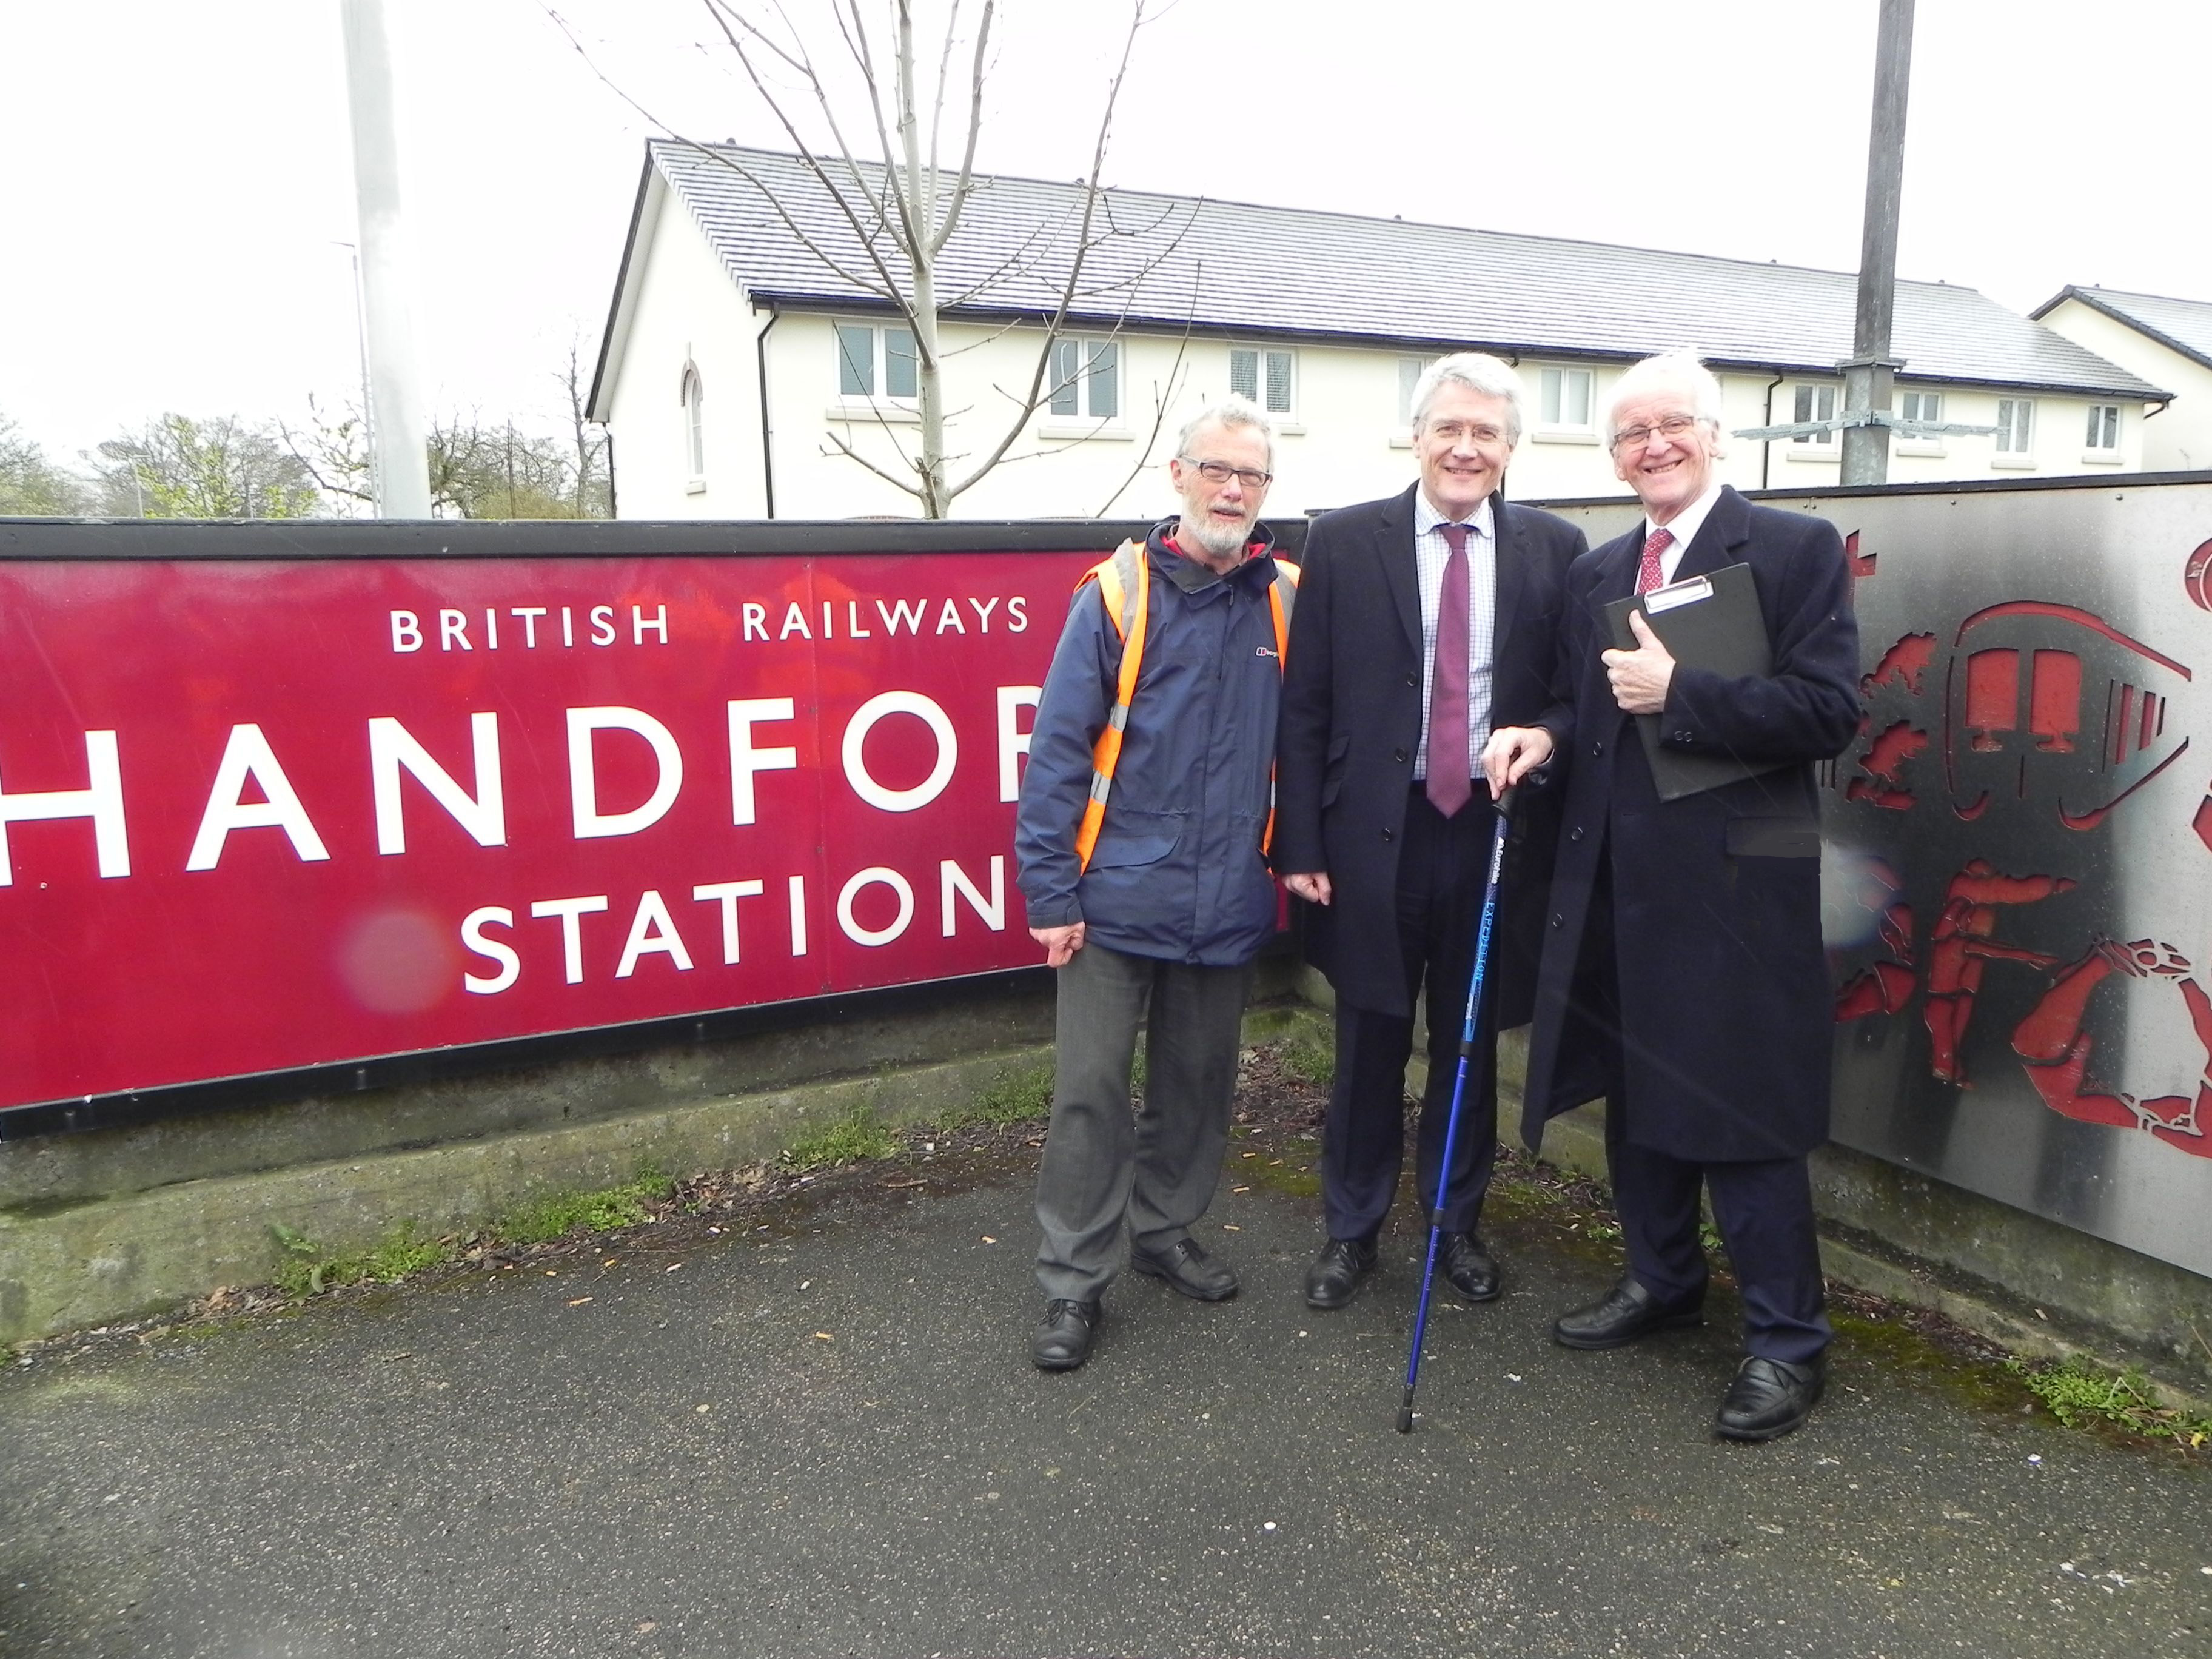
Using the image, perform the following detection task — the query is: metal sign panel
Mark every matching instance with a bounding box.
[0,538,1101,1116]
[1543,477,2212,1280]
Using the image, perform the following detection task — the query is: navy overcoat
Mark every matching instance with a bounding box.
[1273,485,1586,1021]
[1518,486,1860,1162]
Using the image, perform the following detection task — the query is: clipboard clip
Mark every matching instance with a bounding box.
[1643,574,1713,615]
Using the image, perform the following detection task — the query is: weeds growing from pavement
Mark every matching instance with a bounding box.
[2006,1355,2212,1447]
[270,1220,452,1297]
[497,1169,673,1242]
[964,1064,1054,1126]
[783,1111,900,1171]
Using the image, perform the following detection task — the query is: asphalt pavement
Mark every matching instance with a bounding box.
[3,1146,2208,1658]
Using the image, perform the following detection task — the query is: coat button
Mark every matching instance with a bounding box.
[1569,825,1584,843]
[1590,739,1604,757]
[1672,729,1693,743]
[1381,827,1395,843]
[1549,913,1563,928]
[1404,671,1418,688]
[1393,746,1408,763]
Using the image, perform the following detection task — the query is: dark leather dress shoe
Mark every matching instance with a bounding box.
[1030,1299,1100,1370]
[1130,1236,1238,1301]
[1552,1276,1704,1350]
[1715,1355,1826,1441]
[1438,1232,1500,1302]
[1303,1237,1378,1309]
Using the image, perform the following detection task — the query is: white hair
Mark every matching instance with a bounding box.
[1176,395,1275,468]
[1603,352,1727,452]
[1410,352,1529,440]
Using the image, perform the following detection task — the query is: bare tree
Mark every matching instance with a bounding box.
[560,340,613,517]
[285,391,612,520]
[552,0,1190,518]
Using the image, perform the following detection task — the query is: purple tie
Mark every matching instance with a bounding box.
[1426,523,1472,817]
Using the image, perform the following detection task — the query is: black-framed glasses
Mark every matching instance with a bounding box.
[1179,457,1273,489]
[1609,414,1703,451]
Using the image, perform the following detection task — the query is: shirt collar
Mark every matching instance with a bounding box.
[1645,480,1725,555]
[1414,490,1495,540]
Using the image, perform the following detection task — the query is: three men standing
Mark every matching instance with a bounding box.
[1014,399,1293,1372]
[1518,352,1860,1440]
[1273,354,1586,1312]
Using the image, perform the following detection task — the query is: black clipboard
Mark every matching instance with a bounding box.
[1603,561,1786,802]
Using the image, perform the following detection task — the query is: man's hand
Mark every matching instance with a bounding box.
[1283,872,1332,906]
[1481,725,1554,794]
[1603,610,1675,714]
[1030,922,1087,968]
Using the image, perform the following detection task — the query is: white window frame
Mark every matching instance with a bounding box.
[680,362,706,492]
[1392,355,1441,446]
[1532,364,1597,443]
[1228,345,1297,418]
[1994,397,2036,466]
[831,319,920,417]
[1895,387,1945,457]
[2083,402,2122,463]
[1789,382,1840,455]
[1036,335,1122,434]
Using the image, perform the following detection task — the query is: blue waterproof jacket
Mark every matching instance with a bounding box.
[1015,521,1286,965]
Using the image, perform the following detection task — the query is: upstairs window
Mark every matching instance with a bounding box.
[680,364,705,477]
[1996,397,2036,457]
[1398,355,1439,424]
[1537,366,1594,432]
[1047,337,1119,420]
[835,321,917,400]
[2085,403,2120,453]
[1899,389,1942,427]
[1230,346,1296,415]
[1792,383,1838,447]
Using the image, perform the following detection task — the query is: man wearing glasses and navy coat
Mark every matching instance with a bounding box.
[1015,397,1297,1372]
[1520,352,1860,1441]
[1273,353,1587,1313]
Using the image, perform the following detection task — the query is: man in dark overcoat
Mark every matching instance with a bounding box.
[1274,353,1586,1311]
[1516,352,1860,1440]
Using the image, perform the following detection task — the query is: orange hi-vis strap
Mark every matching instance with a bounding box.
[1071,540,1300,872]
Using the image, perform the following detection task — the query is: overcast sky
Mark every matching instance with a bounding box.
[3,0,2206,466]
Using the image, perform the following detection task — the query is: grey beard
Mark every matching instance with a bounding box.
[1184,516,1250,560]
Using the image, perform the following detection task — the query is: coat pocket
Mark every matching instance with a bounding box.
[1724,817,1822,859]
[1319,732,1352,808]
[1087,811,1184,870]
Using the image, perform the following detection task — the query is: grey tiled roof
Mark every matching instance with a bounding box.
[653,142,2166,400]
[2034,286,2212,373]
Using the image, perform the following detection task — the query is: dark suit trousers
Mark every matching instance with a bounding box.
[1321,786,1500,1242]
[1577,843,1832,1366]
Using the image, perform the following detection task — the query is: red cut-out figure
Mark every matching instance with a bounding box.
[1834,857,1916,1020]
[1923,860,2076,1084]
[1845,720,1929,811]
[2010,938,2212,1158]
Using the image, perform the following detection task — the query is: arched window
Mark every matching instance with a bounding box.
[680,363,705,481]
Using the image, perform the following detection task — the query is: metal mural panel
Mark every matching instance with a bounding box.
[1544,478,2212,1280]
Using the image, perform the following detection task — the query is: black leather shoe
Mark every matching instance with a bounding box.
[1130,1236,1238,1301]
[1438,1232,1500,1302]
[1715,1355,1826,1441]
[1030,1299,1100,1371]
[1552,1276,1704,1350]
[1303,1237,1378,1309]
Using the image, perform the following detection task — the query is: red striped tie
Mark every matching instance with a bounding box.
[1635,526,1674,595]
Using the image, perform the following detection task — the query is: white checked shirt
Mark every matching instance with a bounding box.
[1411,491,1496,783]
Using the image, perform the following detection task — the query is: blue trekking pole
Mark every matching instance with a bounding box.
[1397,785,1517,1435]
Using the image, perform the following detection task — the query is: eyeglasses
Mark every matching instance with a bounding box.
[1179,457,1273,489]
[1609,414,1704,451]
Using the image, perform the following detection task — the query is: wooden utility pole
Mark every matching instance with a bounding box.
[1839,0,1915,486]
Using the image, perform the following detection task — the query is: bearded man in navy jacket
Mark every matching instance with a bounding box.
[1516,352,1860,1442]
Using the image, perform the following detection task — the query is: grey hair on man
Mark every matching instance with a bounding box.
[1602,352,1727,450]
[1410,352,1529,440]
[1176,395,1275,468]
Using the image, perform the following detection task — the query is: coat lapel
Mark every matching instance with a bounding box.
[1672,485,1751,582]
[1490,492,1525,648]
[1377,482,1423,657]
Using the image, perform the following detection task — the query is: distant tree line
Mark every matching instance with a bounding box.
[0,352,611,521]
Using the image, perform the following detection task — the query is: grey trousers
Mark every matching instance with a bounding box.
[1033,940,1255,1302]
